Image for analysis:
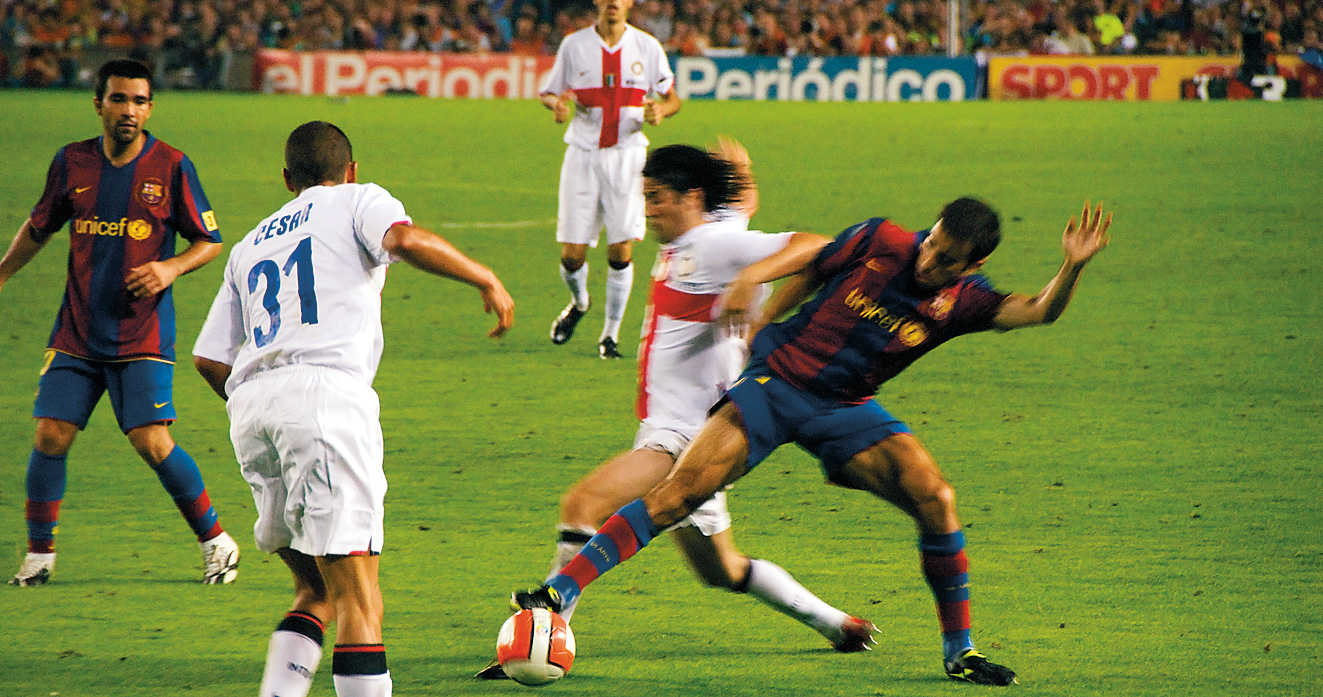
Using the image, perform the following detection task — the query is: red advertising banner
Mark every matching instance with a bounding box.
[988,55,1316,101]
[253,50,557,99]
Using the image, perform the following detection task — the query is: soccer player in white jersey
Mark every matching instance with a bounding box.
[477,141,874,680]
[192,121,514,697]
[541,0,681,359]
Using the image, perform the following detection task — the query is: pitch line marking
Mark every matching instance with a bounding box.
[438,219,555,229]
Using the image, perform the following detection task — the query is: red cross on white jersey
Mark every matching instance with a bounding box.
[541,24,675,151]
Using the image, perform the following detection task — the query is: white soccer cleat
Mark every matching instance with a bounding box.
[10,552,56,587]
[200,532,240,584]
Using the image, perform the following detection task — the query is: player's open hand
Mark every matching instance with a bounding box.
[480,281,515,338]
[126,261,179,299]
[553,91,576,123]
[1063,201,1112,267]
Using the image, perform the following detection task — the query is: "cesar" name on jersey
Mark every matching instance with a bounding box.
[253,203,314,245]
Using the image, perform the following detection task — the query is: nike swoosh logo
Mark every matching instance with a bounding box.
[154,401,170,408]
[75,186,92,194]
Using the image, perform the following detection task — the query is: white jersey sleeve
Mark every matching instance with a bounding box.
[193,261,246,367]
[353,183,410,265]
[540,36,570,96]
[644,31,674,97]
[192,183,412,393]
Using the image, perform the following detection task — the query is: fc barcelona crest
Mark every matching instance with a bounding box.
[921,287,958,321]
[139,179,166,206]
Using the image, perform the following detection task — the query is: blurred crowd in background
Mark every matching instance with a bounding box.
[3,0,1321,88]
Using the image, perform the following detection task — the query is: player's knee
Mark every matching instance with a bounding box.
[920,479,957,514]
[127,428,175,466]
[607,258,632,270]
[33,421,76,456]
[558,485,602,527]
[560,256,585,272]
[646,488,696,530]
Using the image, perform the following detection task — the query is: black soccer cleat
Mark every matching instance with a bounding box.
[550,301,588,345]
[598,337,623,359]
[473,658,510,680]
[944,649,1018,686]
[510,585,563,613]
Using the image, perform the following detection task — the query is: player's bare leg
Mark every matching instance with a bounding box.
[599,240,634,358]
[516,405,750,612]
[838,434,1017,685]
[128,422,238,584]
[318,554,391,696]
[642,404,750,529]
[260,549,333,697]
[11,418,77,586]
[671,525,875,652]
[552,447,675,615]
[553,243,592,345]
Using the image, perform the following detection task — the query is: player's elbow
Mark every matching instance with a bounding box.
[382,223,426,257]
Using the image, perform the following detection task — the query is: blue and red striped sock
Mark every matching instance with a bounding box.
[546,499,658,609]
[25,450,67,554]
[920,530,974,661]
[151,446,223,542]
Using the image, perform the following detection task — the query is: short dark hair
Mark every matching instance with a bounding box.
[939,197,1001,261]
[96,59,153,101]
[285,121,354,190]
[642,144,747,213]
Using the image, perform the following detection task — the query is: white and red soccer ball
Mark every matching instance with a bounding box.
[496,608,576,686]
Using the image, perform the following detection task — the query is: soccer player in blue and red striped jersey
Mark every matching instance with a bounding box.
[0,59,240,587]
[513,197,1113,686]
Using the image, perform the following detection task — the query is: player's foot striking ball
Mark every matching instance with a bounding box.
[496,608,575,686]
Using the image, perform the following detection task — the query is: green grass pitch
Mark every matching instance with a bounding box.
[0,91,1320,696]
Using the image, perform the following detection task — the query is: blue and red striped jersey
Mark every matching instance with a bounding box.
[748,217,1008,404]
[28,133,221,362]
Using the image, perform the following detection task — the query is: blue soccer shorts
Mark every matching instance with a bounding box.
[723,372,912,481]
[33,350,178,432]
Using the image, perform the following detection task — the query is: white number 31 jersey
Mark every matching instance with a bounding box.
[193,183,410,395]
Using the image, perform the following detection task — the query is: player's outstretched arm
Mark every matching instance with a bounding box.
[994,201,1113,330]
[382,223,515,338]
[0,219,48,294]
[126,239,222,299]
[746,268,819,340]
[720,232,829,332]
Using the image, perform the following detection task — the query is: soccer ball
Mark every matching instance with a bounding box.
[496,607,576,686]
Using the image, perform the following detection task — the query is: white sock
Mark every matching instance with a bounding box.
[559,263,590,311]
[602,263,634,342]
[333,671,392,697]
[744,559,850,642]
[259,631,323,697]
[546,524,595,621]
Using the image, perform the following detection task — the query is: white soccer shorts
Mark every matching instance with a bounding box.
[227,367,386,557]
[556,143,647,247]
[633,423,732,537]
